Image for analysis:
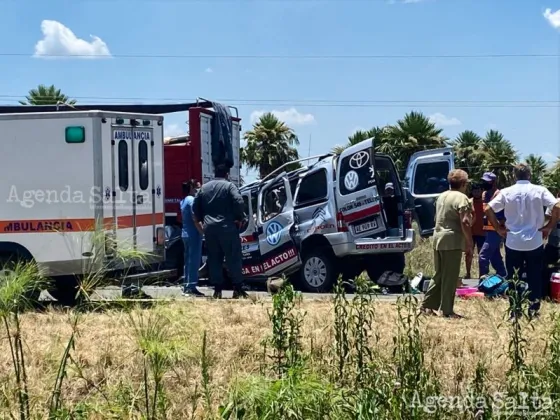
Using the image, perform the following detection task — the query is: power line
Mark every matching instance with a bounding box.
[4,96,560,108]
[5,94,560,104]
[2,52,559,59]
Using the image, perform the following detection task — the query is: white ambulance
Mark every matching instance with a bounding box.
[0,110,166,304]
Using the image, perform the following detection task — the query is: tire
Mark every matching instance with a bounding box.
[0,254,41,309]
[48,276,80,306]
[299,249,337,293]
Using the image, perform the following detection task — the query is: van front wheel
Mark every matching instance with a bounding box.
[299,250,337,293]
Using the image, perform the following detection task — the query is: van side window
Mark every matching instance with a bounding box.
[262,181,287,222]
[138,140,149,191]
[118,140,129,191]
[295,170,328,206]
[413,161,450,195]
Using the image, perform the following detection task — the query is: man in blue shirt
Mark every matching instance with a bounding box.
[181,179,204,297]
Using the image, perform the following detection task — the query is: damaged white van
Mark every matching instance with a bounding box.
[235,138,449,292]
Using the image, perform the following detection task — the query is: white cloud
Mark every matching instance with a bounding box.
[544,8,560,29]
[543,152,558,163]
[165,124,186,137]
[205,67,213,73]
[34,20,111,59]
[250,108,315,126]
[429,112,461,127]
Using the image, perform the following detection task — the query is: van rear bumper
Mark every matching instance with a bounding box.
[331,229,415,256]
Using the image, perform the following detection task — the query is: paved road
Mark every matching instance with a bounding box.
[88,279,480,302]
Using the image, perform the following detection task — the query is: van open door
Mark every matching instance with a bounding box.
[240,186,263,278]
[256,174,301,277]
[335,139,387,238]
[404,147,455,237]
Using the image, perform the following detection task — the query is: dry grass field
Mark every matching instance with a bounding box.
[1,238,559,419]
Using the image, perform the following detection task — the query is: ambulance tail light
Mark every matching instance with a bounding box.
[336,211,348,232]
[156,227,165,246]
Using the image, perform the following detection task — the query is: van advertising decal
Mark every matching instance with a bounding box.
[356,242,412,251]
[265,221,283,246]
[242,246,298,276]
[344,170,359,191]
[340,195,382,223]
[349,151,369,169]
[296,205,336,240]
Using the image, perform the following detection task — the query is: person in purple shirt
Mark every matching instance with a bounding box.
[180,179,204,297]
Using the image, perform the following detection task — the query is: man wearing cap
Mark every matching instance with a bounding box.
[384,182,394,197]
[192,165,248,299]
[478,172,507,278]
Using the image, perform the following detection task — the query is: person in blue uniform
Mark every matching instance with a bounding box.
[181,179,205,297]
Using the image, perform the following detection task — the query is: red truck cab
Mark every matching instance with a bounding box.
[164,105,242,227]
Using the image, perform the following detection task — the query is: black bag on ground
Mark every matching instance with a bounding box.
[377,271,409,293]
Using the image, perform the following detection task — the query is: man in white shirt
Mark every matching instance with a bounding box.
[485,163,560,317]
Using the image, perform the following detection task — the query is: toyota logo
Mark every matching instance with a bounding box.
[265,221,283,245]
[349,151,369,169]
[344,170,359,191]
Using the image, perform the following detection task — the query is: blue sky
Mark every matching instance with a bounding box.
[2,0,560,183]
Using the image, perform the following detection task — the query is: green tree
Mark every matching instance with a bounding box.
[450,130,484,180]
[524,154,547,185]
[481,130,518,188]
[241,113,300,180]
[330,127,386,155]
[20,84,76,106]
[384,111,448,173]
[543,158,560,195]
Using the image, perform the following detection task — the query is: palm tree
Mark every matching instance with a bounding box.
[330,126,386,155]
[544,158,560,195]
[450,130,483,180]
[241,113,300,179]
[481,130,518,188]
[385,111,448,173]
[20,84,76,106]
[524,154,547,185]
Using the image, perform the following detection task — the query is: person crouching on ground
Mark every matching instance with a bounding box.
[181,179,205,297]
[420,169,473,319]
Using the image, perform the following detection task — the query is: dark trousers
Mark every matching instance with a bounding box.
[473,235,485,253]
[506,245,544,314]
[205,227,243,289]
[479,231,507,278]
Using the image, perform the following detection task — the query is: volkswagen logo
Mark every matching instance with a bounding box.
[344,170,359,191]
[349,151,369,169]
[265,221,283,246]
